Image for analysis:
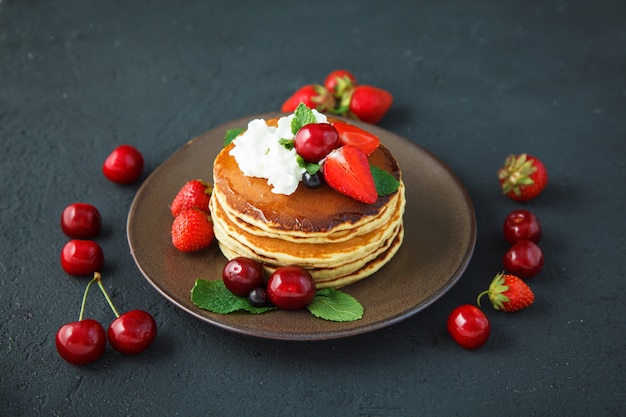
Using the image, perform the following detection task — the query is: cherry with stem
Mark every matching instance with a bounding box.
[96,274,158,355]
[55,273,106,365]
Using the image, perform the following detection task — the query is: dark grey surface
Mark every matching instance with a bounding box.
[1,1,624,416]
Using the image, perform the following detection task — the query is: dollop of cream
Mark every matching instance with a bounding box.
[229,110,328,195]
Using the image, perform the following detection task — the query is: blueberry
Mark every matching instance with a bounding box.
[302,171,325,189]
[248,287,268,307]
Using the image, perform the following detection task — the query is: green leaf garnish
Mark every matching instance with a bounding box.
[307,288,364,322]
[290,103,317,135]
[190,280,363,322]
[224,128,245,147]
[296,155,320,175]
[191,280,275,314]
[371,165,400,196]
[279,138,295,150]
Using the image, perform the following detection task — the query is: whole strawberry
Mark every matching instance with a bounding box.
[171,209,214,252]
[170,179,212,217]
[281,84,335,113]
[323,69,357,98]
[343,85,393,124]
[498,153,548,202]
[477,272,535,312]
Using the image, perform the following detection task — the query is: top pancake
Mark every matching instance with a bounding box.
[212,131,402,238]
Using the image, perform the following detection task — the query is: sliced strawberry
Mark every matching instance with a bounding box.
[322,145,377,204]
[332,121,380,156]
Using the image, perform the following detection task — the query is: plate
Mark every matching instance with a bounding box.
[127,112,476,341]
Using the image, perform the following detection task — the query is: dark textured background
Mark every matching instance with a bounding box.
[1,1,625,416]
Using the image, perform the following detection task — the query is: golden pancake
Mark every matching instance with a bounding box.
[210,182,404,267]
[211,181,401,243]
[217,224,404,289]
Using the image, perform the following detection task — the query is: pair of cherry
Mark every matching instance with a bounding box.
[56,272,157,365]
[60,203,105,276]
[502,209,544,278]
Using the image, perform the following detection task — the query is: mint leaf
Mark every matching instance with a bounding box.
[224,128,245,147]
[291,103,317,135]
[279,138,295,150]
[371,165,400,196]
[296,155,320,175]
[306,288,364,322]
[191,279,275,314]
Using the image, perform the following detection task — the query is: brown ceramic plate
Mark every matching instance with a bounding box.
[127,112,476,341]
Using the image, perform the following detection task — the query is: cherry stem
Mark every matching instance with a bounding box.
[78,273,99,321]
[94,272,121,318]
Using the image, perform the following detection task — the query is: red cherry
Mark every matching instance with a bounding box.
[102,144,144,184]
[107,310,157,355]
[447,304,491,350]
[503,240,544,278]
[267,266,316,310]
[56,319,106,365]
[503,209,542,244]
[294,123,340,162]
[91,273,158,355]
[61,203,102,238]
[56,274,106,365]
[222,257,264,297]
[60,239,104,276]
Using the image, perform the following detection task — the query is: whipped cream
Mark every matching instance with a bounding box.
[229,110,328,195]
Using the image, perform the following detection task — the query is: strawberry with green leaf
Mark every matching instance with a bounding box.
[170,179,212,217]
[477,272,535,312]
[324,69,357,98]
[498,153,548,202]
[281,85,335,113]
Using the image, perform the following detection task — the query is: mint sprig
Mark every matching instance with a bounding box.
[371,165,400,196]
[296,155,320,175]
[306,288,364,322]
[290,103,317,135]
[224,128,245,147]
[280,138,319,175]
[190,279,363,322]
[279,138,295,150]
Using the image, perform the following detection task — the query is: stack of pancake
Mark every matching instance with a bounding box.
[210,118,405,289]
